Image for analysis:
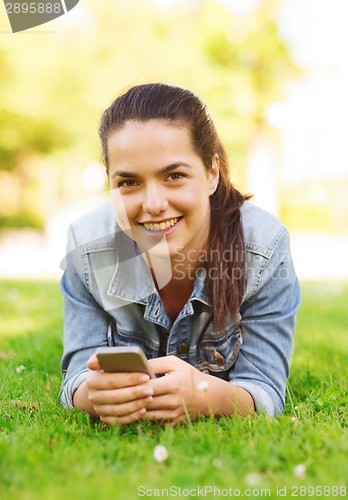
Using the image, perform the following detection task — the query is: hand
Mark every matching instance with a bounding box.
[85,354,154,426]
[143,356,213,426]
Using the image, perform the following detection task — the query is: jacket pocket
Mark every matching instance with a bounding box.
[196,324,243,379]
[107,319,159,359]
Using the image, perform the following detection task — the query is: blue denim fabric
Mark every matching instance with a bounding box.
[60,200,301,416]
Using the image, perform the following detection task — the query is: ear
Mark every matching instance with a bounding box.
[208,154,220,196]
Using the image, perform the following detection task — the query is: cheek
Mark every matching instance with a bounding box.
[122,198,138,219]
[111,190,137,230]
[180,191,210,219]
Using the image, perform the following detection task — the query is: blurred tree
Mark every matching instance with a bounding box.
[0,0,297,227]
[191,0,299,175]
[0,41,72,172]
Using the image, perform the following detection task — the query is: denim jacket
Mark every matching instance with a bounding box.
[60,200,301,416]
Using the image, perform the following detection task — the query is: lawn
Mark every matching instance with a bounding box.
[0,279,347,500]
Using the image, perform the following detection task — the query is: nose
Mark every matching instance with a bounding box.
[142,182,168,216]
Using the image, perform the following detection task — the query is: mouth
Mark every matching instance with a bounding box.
[140,216,183,232]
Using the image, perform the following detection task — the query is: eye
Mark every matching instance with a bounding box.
[118,179,138,188]
[166,172,186,182]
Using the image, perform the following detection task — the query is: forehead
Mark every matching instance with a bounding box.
[107,121,207,178]
[107,120,194,157]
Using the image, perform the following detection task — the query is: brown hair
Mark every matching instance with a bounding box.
[99,83,249,330]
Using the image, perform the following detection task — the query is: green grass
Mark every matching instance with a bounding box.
[0,280,347,500]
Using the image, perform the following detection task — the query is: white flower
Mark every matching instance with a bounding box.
[244,472,261,486]
[294,464,307,479]
[291,416,301,425]
[197,380,209,392]
[153,445,168,463]
[16,365,26,374]
[213,458,223,469]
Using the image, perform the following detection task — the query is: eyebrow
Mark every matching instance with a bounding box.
[110,162,194,180]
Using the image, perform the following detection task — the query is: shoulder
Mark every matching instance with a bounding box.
[240,201,288,259]
[239,202,294,302]
[68,198,117,252]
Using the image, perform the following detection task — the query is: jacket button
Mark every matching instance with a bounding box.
[177,343,189,354]
[214,349,225,366]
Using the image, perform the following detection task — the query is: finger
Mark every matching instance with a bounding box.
[94,395,153,417]
[148,372,183,397]
[145,393,180,411]
[142,409,176,422]
[148,355,182,375]
[87,371,150,391]
[100,407,147,426]
[143,410,188,427]
[88,354,100,370]
[89,384,153,405]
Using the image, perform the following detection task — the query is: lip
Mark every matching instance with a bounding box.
[138,216,183,237]
[139,216,181,225]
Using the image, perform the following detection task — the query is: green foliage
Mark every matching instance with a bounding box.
[280,176,348,234]
[0,0,298,223]
[199,0,297,121]
[0,279,347,499]
[0,110,71,172]
[0,212,44,230]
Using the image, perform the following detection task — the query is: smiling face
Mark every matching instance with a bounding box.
[107,120,219,264]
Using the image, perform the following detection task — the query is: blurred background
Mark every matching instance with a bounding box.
[0,0,347,280]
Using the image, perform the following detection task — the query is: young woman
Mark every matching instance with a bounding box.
[60,83,301,426]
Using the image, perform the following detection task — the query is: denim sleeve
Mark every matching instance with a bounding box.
[59,227,111,409]
[229,230,301,416]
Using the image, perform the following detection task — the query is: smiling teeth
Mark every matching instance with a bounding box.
[143,217,180,232]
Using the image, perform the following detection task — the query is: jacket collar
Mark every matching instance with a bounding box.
[106,227,211,307]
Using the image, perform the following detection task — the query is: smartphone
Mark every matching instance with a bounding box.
[95,346,155,378]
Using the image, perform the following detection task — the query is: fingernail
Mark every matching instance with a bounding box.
[143,387,153,397]
[139,374,150,383]
[139,408,146,415]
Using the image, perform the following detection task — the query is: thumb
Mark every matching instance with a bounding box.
[148,355,182,375]
[88,353,101,371]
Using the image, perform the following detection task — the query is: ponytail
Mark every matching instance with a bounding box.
[205,146,251,331]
